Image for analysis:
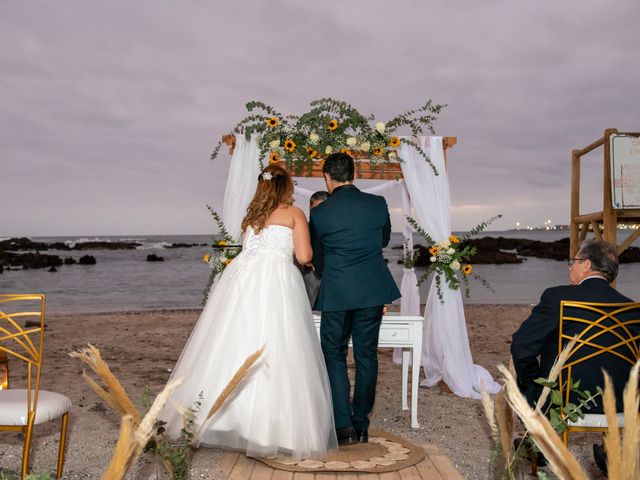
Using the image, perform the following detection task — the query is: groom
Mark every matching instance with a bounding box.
[309,152,401,446]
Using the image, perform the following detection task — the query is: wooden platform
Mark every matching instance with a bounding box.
[215,445,464,479]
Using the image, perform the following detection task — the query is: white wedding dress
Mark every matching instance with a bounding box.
[161,225,337,459]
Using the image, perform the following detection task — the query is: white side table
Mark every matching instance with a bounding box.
[313,314,423,429]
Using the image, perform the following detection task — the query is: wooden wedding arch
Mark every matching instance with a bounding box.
[570,128,640,258]
[222,134,458,179]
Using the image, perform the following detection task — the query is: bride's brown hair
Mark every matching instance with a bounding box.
[241,165,294,234]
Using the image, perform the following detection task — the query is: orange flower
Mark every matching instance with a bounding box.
[217,240,227,246]
[327,119,338,131]
[266,117,279,127]
[449,234,460,244]
[269,152,281,164]
[306,147,318,158]
[389,136,400,147]
[202,254,210,263]
[429,245,441,256]
[463,264,472,275]
[373,146,384,156]
[339,148,351,155]
[284,139,296,152]
[225,258,233,266]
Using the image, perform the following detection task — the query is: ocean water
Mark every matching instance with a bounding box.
[0,232,638,313]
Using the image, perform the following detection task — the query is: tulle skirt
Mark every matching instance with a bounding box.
[160,250,337,459]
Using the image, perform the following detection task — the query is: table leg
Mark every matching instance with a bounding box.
[402,349,409,410]
[411,324,423,429]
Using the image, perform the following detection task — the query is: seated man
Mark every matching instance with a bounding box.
[511,239,637,472]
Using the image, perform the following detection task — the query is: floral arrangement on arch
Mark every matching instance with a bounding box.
[201,205,242,303]
[210,98,445,175]
[406,215,502,302]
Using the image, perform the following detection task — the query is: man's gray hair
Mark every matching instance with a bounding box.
[578,239,619,282]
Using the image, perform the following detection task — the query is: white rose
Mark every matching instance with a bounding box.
[440,239,451,248]
[430,256,437,263]
[325,145,333,154]
[375,122,386,133]
[388,151,397,159]
[447,248,455,255]
[269,139,280,149]
[309,132,320,144]
[360,142,370,152]
[346,136,357,147]
[450,260,461,270]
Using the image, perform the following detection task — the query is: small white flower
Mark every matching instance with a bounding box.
[269,139,280,149]
[388,151,397,159]
[375,122,386,133]
[219,256,228,264]
[430,256,437,262]
[325,145,333,154]
[447,248,455,255]
[309,132,320,144]
[346,136,357,147]
[262,172,273,181]
[438,239,451,248]
[360,141,370,152]
[451,260,461,270]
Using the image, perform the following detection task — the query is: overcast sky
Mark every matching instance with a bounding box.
[2,1,638,236]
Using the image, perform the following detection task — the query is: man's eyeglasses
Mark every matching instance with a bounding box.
[568,258,586,267]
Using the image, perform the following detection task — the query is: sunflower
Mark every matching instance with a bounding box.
[284,139,296,152]
[225,258,233,266]
[339,148,351,155]
[217,240,227,246]
[266,117,279,127]
[202,254,210,263]
[373,146,384,156]
[463,264,472,275]
[389,136,401,147]
[306,147,318,158]
[327,119,339,131]
[449,234,460,244]
[269,151,281,164]
[429,245,441,256]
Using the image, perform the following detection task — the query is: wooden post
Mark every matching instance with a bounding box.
[570,149,580,257]
[602,128,619,247]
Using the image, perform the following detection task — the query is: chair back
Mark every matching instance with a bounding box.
[559,301,640,411]
[0,294,46,418]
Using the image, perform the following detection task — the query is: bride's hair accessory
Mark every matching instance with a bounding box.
[261,172,273,181]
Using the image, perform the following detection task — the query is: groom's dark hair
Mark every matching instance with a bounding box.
[323,152,354,182]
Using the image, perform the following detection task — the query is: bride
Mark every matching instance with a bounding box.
[161,165,337,459]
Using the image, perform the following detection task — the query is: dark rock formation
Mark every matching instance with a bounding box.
[64,257,77,265]
[78,255,97,265]
[71,241,141,250]
[165,243,194,249]
[48,242,72,251]
[146,254,164,262]
[48,266,57,272]
[0,237,49,251]
[0,251,63,270]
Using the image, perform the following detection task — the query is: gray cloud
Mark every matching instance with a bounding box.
[1,0,639,235]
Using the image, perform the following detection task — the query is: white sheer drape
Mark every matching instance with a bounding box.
[222,135,263,242]
[399,137,501,398]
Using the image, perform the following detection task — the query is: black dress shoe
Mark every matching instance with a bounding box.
[336,426,357,446]
[593,443,608,475]
[355,429,368,443]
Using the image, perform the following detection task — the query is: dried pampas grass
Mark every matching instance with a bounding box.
[69,344,141,425]
[535,335,577,414]
[498,364,589,480]
[194,345,265,442]
[102,378,183,480]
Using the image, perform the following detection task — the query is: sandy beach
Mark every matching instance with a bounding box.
[0,305,607,479]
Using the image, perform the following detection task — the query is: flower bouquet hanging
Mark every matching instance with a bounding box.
[406,214,502,302]
[201,205,242,303]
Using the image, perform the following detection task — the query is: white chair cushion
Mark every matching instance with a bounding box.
[0,389,72,426]
[568,413,624,428]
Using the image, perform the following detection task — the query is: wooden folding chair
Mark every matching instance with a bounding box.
[0,294,72,479]
[558,300,640,445]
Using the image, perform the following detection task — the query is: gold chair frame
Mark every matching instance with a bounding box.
[0,294,69,479]
[558,300,640,445]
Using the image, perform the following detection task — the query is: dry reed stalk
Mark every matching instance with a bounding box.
[101,378,184,480]
[494,390,514,465]
[621,362,640,479]
[480,386,498,441]
[602,372,622,480]
[102,415,136,480]
[498,364,589,480]
[535,335,577,413]
[69,344,141,424]
[194,346,265,442]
